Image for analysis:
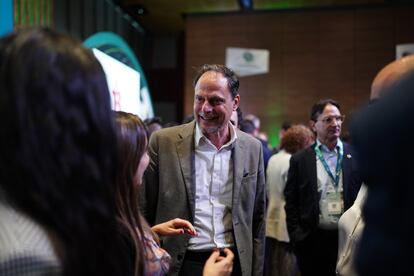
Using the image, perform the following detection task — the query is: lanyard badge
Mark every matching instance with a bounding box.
[314,144,343,187]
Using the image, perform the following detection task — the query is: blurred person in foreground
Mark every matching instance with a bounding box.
[140,64,266,276]
[265,125,314,276]
[334,55,414,276]
[348,55,414,276]
[0,28,130,275]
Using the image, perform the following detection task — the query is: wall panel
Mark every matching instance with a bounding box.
[184,5,414,146]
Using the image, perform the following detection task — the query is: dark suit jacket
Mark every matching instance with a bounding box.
[284,142,362,245]
[140,121,266,276]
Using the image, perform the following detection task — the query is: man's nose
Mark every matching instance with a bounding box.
[332,117,341,126]
[201,101,212,112]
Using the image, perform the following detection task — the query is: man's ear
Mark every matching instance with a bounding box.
[309,120,316,133]
[233,94,240,110]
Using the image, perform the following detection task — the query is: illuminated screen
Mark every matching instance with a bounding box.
[93,48,150,119]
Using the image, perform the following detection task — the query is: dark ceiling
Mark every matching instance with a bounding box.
[119,0,401,34]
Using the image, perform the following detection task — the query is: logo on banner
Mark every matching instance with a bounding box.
[226,47,269,77]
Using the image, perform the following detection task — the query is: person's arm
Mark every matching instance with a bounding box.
[252,144,266,276]
[284,155,301,246]
[202,248,234,276]
[151,218,197,236]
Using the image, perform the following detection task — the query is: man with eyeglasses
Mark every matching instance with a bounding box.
[284,99,362,276]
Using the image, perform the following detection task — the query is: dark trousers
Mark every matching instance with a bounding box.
[179,248,242,276]
[264,237,300,276]
[294,228,338,276]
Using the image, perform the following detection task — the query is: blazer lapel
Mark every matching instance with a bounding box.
[306,145,319,199]
[232,133,245,208]
[176,122,196,220]
[341,143,351,185]
[341,143,353,208]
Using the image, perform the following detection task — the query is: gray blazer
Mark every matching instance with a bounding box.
[141,121,266,276]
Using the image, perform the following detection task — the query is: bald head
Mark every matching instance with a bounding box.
[371,55,414,100]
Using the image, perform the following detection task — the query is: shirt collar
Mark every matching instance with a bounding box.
[195,122,238,149]
[316,138,343,154]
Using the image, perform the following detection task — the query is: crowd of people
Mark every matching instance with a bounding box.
[0,27,413,276]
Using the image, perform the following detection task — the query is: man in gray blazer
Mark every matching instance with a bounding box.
[141,64,266,276]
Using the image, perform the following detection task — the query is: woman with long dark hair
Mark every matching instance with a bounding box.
[114,111,235,276]
[0,28,130,275]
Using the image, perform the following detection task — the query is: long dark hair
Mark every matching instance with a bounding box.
[0,28,129,275]
[114,111,148,276]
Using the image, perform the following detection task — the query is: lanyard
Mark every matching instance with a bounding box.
[314,144,343,187]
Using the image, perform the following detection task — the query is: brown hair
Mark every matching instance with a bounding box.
[193,64,239,99]
[310,99,341,122]
[114,111,148,276]
[280,125,315,154]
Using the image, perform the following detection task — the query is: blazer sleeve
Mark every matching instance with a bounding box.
[252,142,266,276]
[284,154,301,245]
[140,132,160,226]
[342,143,363,210]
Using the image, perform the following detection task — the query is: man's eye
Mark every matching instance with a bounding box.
[210,99,223,105]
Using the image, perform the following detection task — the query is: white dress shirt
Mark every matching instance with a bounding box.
[188,123,237,250]
[316,139,344,229]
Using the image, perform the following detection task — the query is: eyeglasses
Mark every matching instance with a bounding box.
[319,115,345,125]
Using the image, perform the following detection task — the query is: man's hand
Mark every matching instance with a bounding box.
[202,248,234,276]
[151,218,197,236]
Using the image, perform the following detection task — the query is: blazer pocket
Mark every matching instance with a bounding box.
[242,171,257,178]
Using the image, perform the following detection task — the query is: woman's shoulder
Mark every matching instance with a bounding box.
[0,199,61,275]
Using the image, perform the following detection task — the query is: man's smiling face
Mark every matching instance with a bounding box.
[193,71,239,136]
